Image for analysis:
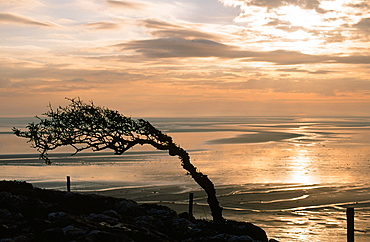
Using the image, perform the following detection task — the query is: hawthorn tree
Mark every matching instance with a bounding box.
[13,98,225,225]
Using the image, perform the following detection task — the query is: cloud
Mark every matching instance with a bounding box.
[347,2,370,10]
[277,68,333,74]
[119,38,310,61]
[227,78,336,94]
[106,0,148,9]
[264,18,306,32]
[119,37,370,65]
[335,55,370,64]
[141,19,219,39]
[309,70,333,75]
[353,18,370,33]
[245,0,324,12]
[277,67,307,73]
[0,1,46,12]
[321,31,347,43]
[83,21,120,30]
[119,37,246,58]
[0,63,144,84]
[221,0,370,48]
[219,78,370,96]
[249,51,370,65]
[67,78,88,83]
[242,50,330,65]
[0,78,12,88]
[0,13,54,26]
[0,77,93,93]
[223,0,326,17]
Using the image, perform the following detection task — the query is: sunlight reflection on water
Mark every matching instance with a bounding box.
[1,116,370,241]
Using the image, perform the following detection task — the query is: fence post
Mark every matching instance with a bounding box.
[66,176,71,192]
[189,192,194,218]
[346,207,354,242]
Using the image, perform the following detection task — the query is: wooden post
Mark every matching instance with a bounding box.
[346,207,354,242]
[66,176,71,192]
[189,192,194,218]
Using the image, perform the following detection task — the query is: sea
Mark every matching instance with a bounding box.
[1,116,369,241]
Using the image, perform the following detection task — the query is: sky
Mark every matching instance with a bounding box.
[1,0,370,117]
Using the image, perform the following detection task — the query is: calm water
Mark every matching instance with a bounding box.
[1,116,370,241]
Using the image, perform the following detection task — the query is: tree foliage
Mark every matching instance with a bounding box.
[13,98,225,224]
[13,98,174,164]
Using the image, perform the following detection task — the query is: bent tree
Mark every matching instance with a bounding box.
[13,98,225,225]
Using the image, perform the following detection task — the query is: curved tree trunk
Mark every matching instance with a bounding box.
[13,99,225,225]
[131,139,225,224]
[168,144,225,225]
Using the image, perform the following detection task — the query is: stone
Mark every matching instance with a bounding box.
[0,180,278,242]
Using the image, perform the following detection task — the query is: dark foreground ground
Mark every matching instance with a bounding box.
[0,180,279,242]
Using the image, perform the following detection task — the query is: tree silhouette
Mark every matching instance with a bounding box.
[13,98,225,225]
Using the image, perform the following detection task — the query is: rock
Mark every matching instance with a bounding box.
[48,211,68,221]
[171,217,194,230]
[0,180,277,242]
[0,234,35,242]
[62,225,87,237]
[134,215,166,233]
[114,199,142,215]
[223,220,269,242]
[0,208,25,223]
[185,233,258,242]
[42,228,64,241]
[146,207,176,217]
[102,209,121,219]
[84,229,134,242]
[0,208,27,238]
[85,212,119,225]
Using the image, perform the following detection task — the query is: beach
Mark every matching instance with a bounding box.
[1,116,370,241]
[77,182,370,241]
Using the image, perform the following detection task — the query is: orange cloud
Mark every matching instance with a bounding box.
[0,13,54,27]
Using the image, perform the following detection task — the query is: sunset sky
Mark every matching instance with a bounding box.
[1,0,369,117]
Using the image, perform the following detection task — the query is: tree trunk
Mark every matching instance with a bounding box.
[168,144,225,225]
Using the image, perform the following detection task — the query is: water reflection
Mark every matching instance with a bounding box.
[1,116,370,241]
[288,147,316,184]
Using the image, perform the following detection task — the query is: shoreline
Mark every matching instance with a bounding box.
[0,180,272,242]
[2,177,370,241]
[77,182,370,241]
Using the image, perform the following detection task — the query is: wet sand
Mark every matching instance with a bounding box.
[86,183,370,213]
[78,182,370,241]
[3,116,370,241]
